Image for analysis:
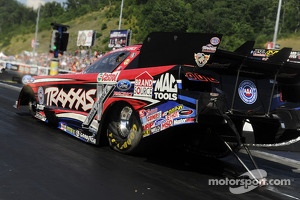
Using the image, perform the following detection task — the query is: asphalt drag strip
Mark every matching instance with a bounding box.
[240,149,300,173]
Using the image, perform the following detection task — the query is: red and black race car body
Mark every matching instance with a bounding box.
[16,32,300,156]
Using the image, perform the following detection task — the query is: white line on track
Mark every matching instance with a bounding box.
[0,81,22,91]
[240,149,300,173]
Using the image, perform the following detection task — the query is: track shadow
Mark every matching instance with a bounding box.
[15,112,33,116]
[135,130,245,179]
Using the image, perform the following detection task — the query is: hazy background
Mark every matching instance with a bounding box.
[17,0,66,9]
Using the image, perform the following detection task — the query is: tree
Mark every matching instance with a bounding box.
[138,0,188,41]
[41,2,64,18]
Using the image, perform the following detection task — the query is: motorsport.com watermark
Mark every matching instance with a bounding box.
[208,169,291,194]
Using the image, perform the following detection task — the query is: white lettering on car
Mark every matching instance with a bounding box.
[45,87,96,111]
[154,73,178,100]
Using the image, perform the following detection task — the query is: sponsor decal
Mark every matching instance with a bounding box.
[45,87,96,111]
[61,123,76,135]
[202,44,217,53]
[194,53,210,67]
[60,123,96,144]
[123,59,130,66]
[97,71,120,83]
[165,111,179,120]
[143,121,154,130]
[179,109,193,116]
[143,130,151,137]
[36,104,45,110]
[289,51,300,60]
[163,104,183,116]
[22,75,34,84]
[151,125,161,134]
[139,108,158,118]
[113,91,133,96]
[185,72,219,83]
[154,73,178,100]
[238,80,257,104]
[35,112,47,121]
[146,111,162,123]
[161,119,172,130]
[210,37,220,45]
[130,52,136,58]
[77,130,96,144]
[38,86,44,104]
[252,49,266,57]
[134,71,153,98]
[265,50,279,57]
[117,79,131,91]
[173,117,195,125]
[154,118,165,126]
[60,123,67,131]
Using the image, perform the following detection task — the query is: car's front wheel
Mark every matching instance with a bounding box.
[28,95,37,116]
[107,103,142,154]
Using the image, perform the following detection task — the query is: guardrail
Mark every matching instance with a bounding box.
[0,60,72,76]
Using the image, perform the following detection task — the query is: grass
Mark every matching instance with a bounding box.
[2,6,138,55]
[277,35,300,50]
[2,7,300,55]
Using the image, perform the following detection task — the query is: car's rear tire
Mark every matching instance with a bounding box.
[107,103,142,154]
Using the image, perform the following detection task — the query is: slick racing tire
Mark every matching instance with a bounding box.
[107,103,142,154]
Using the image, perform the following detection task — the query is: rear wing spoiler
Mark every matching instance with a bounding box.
[138,32,300,82]
[234,41,255,56]
[138,32,223,68]
[207,42,300,81]
[245,47,300,82]
[208,42,300,105]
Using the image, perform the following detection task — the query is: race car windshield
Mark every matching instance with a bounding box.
[83,51,130,74]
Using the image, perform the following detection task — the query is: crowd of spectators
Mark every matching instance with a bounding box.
[2,49,104,73]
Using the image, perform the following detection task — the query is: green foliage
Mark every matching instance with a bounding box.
[96,32,102,38]
[101,36,109,45]
[1,38,11,48]
[137,0,189,42]
[40,2,65,18]
[1,0,300,54]
[0,0,35,34]
[101,23,107,30]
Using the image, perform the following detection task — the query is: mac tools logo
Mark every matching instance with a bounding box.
[154,73,178,100]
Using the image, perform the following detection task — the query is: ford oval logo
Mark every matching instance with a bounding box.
[154,118,165,126]
[117,79,131,91]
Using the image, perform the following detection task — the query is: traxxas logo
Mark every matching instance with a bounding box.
[154,73,178,100]
[45,87,96,111]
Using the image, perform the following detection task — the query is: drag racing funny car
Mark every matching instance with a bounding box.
[15,32,300,177]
